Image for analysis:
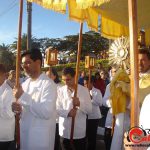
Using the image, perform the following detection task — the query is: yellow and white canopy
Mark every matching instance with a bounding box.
[27,0,150,44]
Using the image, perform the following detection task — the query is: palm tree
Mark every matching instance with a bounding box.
[0,43,9,51]
[0,44,15,71]
[10,33,41,53]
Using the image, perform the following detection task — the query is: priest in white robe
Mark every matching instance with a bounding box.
[12,49,57,150]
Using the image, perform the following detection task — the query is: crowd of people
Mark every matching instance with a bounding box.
[0,47,150,150]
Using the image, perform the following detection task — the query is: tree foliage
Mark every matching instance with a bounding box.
[37,31,109,60]
[10,33,41,53]
[5,31,109,64]
[0,44,15,71]
[0,43,9,50]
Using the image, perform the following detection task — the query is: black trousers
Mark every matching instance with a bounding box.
[54,123,61,150]
[86,119,99,150]
[104,128,112,150]
[60,137,86,150]
[0,141,13,150]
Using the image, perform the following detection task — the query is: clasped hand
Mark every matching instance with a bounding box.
[12,102,22,114]
[12,84,24,114]
[13,84,24,99]
[72,97,80,107]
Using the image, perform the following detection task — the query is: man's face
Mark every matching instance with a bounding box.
[62,74,74,87]
[111,68,117,78]
[100,71,105,79]
[139,54,150,73]
[21,55,38,77]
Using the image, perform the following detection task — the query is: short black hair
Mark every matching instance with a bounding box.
[51,68,60,84]
[139,48,150,60]
[95,72,100,77]
[0,64,6,73]
[21,48,42,66]
[62,67,75,77]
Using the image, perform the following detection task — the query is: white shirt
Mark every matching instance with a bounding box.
[56,83,63,123]
[139,69,150,106]
[19,73,57,150]
[88,87,102,119]
[0,81,15,141]
[6,79,15,89]
[139,93,150,129]
[139,94,150,150]
[57,84,92,139]
[102,83,113,128]
[139,69,150,78]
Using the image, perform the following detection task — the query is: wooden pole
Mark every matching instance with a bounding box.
[70,22,83,144]
[16,0,23,149]
[128,0,139,127]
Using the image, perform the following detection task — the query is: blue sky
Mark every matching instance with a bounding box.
[0,0,89,45]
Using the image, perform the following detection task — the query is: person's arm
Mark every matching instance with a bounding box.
[56,88,72,118]
[1,89,14,119]
[102,84,111,107]
[91,88,103,106]
[78,88,92,114]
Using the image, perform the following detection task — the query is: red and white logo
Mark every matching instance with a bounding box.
[127,126,150,144]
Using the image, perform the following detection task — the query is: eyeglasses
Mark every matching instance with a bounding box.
[21,61,32,67]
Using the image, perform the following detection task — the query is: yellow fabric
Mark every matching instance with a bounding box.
[139,74,150,106]
[145,29,150,46]
[27,0,67,12]
[68,0,99,31]
[97,0,150,43]
[27,0,150,43]
[86,8,98,31]
[98,0,150,29]
[76,0,109,9]
[77,0,150,42]
[101,17,129,39]
[110,69,130,115]
[27,0,98,31]
[68,0,86,22]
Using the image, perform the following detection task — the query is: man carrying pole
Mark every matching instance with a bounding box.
[12,49,57,150]
[57,67,92,150]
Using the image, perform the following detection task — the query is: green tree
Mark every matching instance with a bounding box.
[52,31,109,60]
[37,31,109,60]
[10,33,41,52]
[0,43,9,50]
[0,45,15,71]
[9,31,109,63]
